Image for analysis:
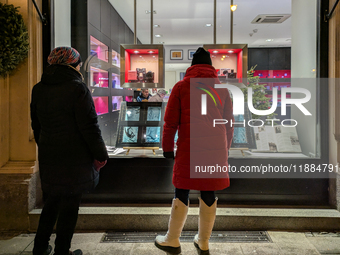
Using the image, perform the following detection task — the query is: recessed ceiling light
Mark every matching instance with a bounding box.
[230,5,237,12]
[228,50,234,53]
[154,24,160,28]
[205,24,212,27]
[148,51,154,53]
[155,34,162,38]
[266,39,273,42]
[134,51,139,53]
[212,50,219,53]
[145,10,157,14]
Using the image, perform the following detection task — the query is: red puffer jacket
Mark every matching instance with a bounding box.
[162,64,234,191]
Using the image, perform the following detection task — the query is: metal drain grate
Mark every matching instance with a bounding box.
[101,231,272,243]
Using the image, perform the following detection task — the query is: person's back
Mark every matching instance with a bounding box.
[155,47,234,255]
[31,47,108,255]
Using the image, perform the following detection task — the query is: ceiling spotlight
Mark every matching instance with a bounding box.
[148,51,154,53]
[155,34,162,37]
[212,50,219,53]
[134,51,139,53]
[154,24,160,28]
[230,5,237,12]
[228,50,234,53]
[222,55,226,58]
[205,23,212,27]
[266,39,273,42]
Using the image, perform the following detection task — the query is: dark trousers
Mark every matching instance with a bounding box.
[33,193,82,255]
[175,188,216,207]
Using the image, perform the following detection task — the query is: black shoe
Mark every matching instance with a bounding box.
[194,242,210,255]
[69,249,83,255]
[154,241,181,254]
[53,249,83,255]
[43,245,53,255]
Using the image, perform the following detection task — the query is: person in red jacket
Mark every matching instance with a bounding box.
[155,47,234,255]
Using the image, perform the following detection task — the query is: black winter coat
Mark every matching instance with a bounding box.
[30,65,108,195]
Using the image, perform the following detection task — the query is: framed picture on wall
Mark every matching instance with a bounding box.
[170,50,183,60]
[188,49,196,60]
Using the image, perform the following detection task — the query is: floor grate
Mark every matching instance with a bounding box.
[101,231,272,243]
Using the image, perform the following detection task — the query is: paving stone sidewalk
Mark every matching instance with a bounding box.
[1,231,340,255]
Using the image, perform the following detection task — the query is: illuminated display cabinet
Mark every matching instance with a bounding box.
[203,44,248,83]
[87,36,133,145]
[120,44,165,88]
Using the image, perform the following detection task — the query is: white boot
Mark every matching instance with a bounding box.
[194,197,218,255]
[155,198,189,254]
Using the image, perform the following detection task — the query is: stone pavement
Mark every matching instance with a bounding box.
[1,231,340,255]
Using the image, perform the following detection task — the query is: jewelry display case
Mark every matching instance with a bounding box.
[93,96,109,115]
[90,67,109,88]
[90,36,109,63]
[120,44,165,88]
[203,44,248,84]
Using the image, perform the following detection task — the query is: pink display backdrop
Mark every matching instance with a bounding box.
[254,70,291,79]
[93,96,108,115]
[130,54,159,83]
[90,36,108,63]
[91,67,109,87]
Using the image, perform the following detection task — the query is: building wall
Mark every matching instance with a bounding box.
[0,0,43,231]
[328,0,340,209]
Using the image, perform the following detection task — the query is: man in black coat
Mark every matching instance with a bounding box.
[31,47,108,255]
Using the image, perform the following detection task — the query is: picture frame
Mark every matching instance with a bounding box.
[188,49,196,60]
[170,50,183,60]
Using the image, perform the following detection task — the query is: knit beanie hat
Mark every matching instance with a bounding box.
[47,46,82,67]
[191,47,212,66]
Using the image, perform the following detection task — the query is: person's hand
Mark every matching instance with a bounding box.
[94,159,107,171]
[163,151,175,159]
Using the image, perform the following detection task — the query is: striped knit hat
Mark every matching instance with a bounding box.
[47,46,81,67]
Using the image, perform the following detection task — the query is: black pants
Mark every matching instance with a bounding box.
[175,188,215,207]
[33,193,82,255]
